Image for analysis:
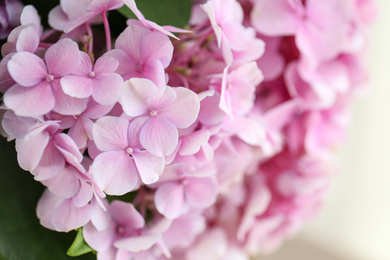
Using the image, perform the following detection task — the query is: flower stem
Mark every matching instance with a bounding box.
[101,12,111,51]
[86,23,94,54]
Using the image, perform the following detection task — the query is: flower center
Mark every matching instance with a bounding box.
[149,110,157,116]
[46,74,54,82]
[89,71,96,78]
[116,226,125,235]
[126,147,133,154]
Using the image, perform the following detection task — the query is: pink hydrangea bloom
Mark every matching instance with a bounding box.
[120,78,200,156]
[91,116,165,195]
[5,38,88,116]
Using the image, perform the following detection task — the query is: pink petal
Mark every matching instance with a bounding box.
[61,75,93,98]
[140,30,173,68]
[16,26,39,53]
[52,199,91,232]
[92,151,139,195]
[133,150,165,184]
[115,24,149,62]
[92,73,123,105]
[75,51,94,75]
[87,0,124,12]
[83,99,114,119]
[32,141,65,181]
[110,200,144,229]
[94,55,119,74]
[114,234,160,252]
[4,83,55,117]
[64,12,97,33]
[127,116,148,148]
[155,182,185,219]
[1,110,35,139]
[146,85,175,109]
[42,166,81,198]
[45,38,81,76]
[90,198,111,231]
[0,53,15,92]
[20,5,41,29]
[92,116,129,152]
[48,5,69,31]
[36,189,64,231]
[68,117,90,149]
[140,116,178,157]
[251,0,300,36]
[198,91,226,125]
[179,130,210,156]
[140,59,166,88]
[54,133,84,168]
[7,52,46,87]
[15,130,49,171]
[83,221,116,252]
[184,177,217,208]
[52,81,89,115]
[120,78,157,117]
[72,180,94,207]
[104,49,137,80]
[159,87,200,129]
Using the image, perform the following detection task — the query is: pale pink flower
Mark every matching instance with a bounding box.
[83,200,169,259]
[106,24,173,87]
[120,78,200,157]
[61,52,123,105]
[37,185,92,232]
[154,163,218,219]
[5,38,88,117]
[91,116,165,195]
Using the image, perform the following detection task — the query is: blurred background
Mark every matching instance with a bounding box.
[256,0,390,259]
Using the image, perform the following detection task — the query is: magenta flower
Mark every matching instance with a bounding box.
[120,78,200,157]
[5,38,88,116]
[91,116,165,195]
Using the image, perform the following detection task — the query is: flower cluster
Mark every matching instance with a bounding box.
[0,0,375,259]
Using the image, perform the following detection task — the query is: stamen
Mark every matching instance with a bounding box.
[150,110,157,116]
[46,74,54,82]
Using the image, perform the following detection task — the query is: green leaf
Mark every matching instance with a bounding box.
[117,0,192,28]
[0,138,95,260]
[67,229,94,257]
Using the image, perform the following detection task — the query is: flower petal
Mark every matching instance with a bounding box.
[185,177,218,208]
[92,116,129,152]
[140,116,178,157]
[155,182,185,219]
[114,234,160,252]
[52,81,89,115]
[92,73,123,105]
[159,87,200,129]
[92,151,139,195]
[61,75,93,99]
[133,150,165,184]
[120,78,157,117]
[4,82,55,117]
[45,38,80,76]
[7,51,46,87]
